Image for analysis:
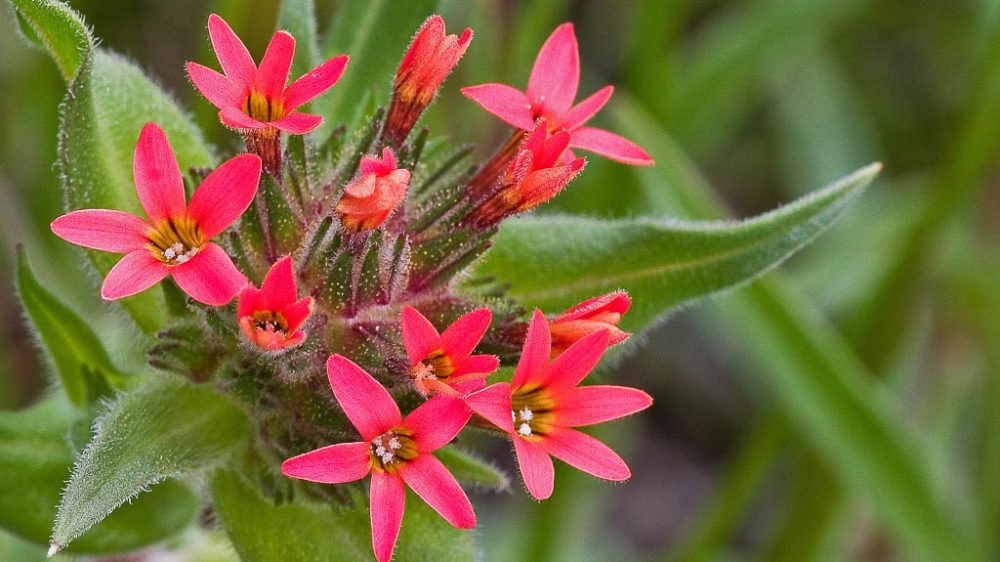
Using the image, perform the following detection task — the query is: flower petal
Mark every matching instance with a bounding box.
[526,23,579,118]
[452,354,499,378]
[541,329,609,394]
[562,85,613,130]
[460,83,535,129]
[283,54,349,112]
[186,61,244,110]
[463,382,514,433]
[279,297,313,332]
[569,126,654,166]
[400,454,476,528]
[207,13,256,88]
[51,210,149,253]
[254,30,295,100]
[404,395,471,453]
[271,112,323,134]
[219,107,267,130]
[236,284,261,319]
[256,255,297,310]
[101,250,169,300]
[540,427,630,481]
[511,310,552,389]
[555,385,652,427]
[281,442,371,484]
[170,243,247,305]
[133,123,186,223]
[440,308,491,360]
[187,153,262,240]
[326,355,401,440]
[513,437,554,500]
[401,306,441,365]
[370,471,405,562]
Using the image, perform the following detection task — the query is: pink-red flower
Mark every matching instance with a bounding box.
[465,310,652,500]
[467,119,585,225]
[383,15,472,144]
[187,14,349,135]
[462,23,653,166]
[549,291,631,357]
[237,256,313,351]
[50,122,260,306]
[336,148,411,231]
[282,355,476,562]
[401,306,499,397]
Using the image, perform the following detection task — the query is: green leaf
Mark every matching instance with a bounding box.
[436,445,510,492]
[50,377,252,554]
[474,164,879,328]
[314,0,439,138]
[8,0,92,82]
[0,397,197,554]
[212,470,475,562]
[15,247,123,406]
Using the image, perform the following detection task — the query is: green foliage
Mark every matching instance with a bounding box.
[211,470,475,562]
[8,0,91,82]
[50,378,252,553]
[277,0,321,79]
[475,164,878,328]
[436,445,510,493]
[15,248,122,406]
[0,397,197,554]
[314,0,440,138]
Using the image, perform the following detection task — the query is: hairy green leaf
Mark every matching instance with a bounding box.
[0,397,197,554]
[314,0,439,138]
[437,445,510,492]
[15,248,122,406]
[475,164,879,327]
[50,378,251,553]
[7,0,92,82]
[212,470,475,562]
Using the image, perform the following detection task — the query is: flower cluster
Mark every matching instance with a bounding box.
[49,13,654,562]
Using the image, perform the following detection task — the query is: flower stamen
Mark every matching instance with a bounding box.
[370,429,418,473]
[146,217,204,265]
[510,386,555,439]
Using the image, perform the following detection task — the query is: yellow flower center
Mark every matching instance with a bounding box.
[243,89,285,122]
[146,217,204,266]
[510,385,556,439]
[409,349,456,396]
[252,310,289,335]
[370,428,418,473]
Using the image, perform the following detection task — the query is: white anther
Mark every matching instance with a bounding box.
[163,247,177,259]
[518,422,532,436]
[175,254,190,264]
[375,445,386,457]
[388,437,402,450]
[518,407,533,422]
[380,452,394,464]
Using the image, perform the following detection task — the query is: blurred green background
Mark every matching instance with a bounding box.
[2,0,1000,561]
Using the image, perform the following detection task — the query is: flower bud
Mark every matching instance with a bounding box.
[548,291,631,357]
[336,148,410,231]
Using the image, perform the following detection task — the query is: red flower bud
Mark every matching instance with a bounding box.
[336,148,410,231]
[548,291,631,357]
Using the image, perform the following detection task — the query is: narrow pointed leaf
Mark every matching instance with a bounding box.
[15,248,123,406]
[0,397,197,554]
[475,164,880,328]
[50,378,251,553]
[436,445,511,492]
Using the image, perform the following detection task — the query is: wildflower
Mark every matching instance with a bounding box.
[401,306,499,397]
[549,291,631,357]
[462,23,653,166]
[335,148,410,231]
[237,256,313,351]
[383,15,472,145]
[282,355,476,562]
[466,119,584,226]
[187,14,349,172]
[464,310,652,500]
[51,123,260,306]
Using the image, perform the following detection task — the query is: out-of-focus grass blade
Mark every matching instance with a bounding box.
[611,94,982,562]
[277,0,321,78]
[623,0,688,120]
[667,0,867,156]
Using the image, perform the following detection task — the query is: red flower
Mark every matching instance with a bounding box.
[549,291,631,357]
[282,356,476,562]
[464,310,652,500]
[383,15,472,144]
[401,306,499,397]
[336,148,410,231]
[51,123,260,306]
[467,119,585,225]
[462,23,653,166]
[187,14,348,135]
[237,256,313,351]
